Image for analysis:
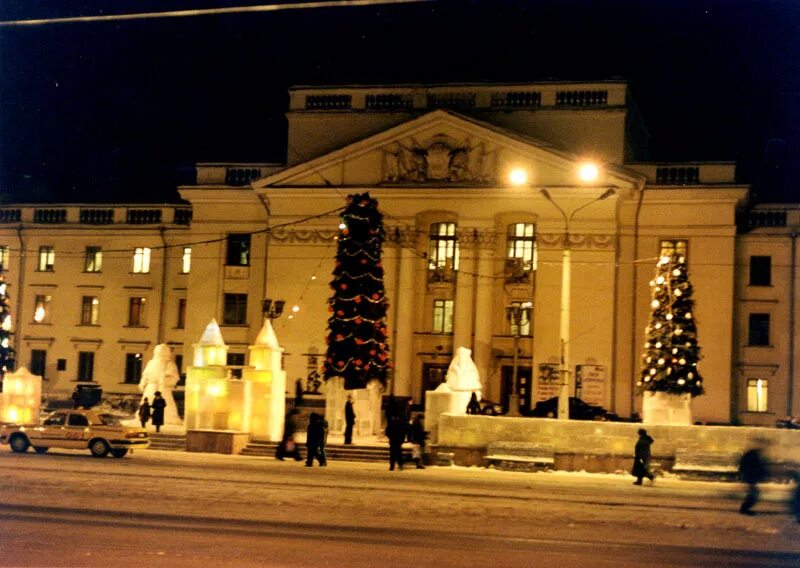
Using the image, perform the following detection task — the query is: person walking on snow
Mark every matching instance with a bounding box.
[409,414,428,469]
[739,441,769,515]
[305,412,327,467]
[276,408,302,461]
[344,395,356,445]
[632,428,655,485]
[386,416,407,471]
[138,398,151,428]
[151,391,166,433]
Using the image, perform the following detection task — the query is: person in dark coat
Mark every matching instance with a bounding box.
[789,471,800,524]
[151,391,166,433]
[409,414,428,469]
[138,398,151,429]
[294,378,304,407]
[305,412,327,467]
[466,392,481,415]
[632,428,655,485]
[276,408,302,461]
[386,416,407,471]
[344,395,356,445]
[739,441,769,515]
[385,394,401,423]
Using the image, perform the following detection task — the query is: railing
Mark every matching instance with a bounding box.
[126,209,162,224]
[427,93,476,109]
[491,91,541,108]
[655,166,700,185]
[0,209,21,223]
[33,209,67,224]
[365,94,413,110]
[745,210,788,229]
[305,94,352,110]
[79,208,114,224]
[173,209,192,225]
[225,168,261,186]
[555,90,608,107]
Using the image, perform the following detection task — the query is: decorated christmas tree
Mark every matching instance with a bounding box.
[0,270,15,390]
[324,193,391,390]
[638,252,704,397]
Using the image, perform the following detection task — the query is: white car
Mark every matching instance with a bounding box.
[0,409,150,458]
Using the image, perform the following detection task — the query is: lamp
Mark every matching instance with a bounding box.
[504,302,532,416]
[262,299,285,320]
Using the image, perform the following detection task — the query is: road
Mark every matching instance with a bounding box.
[1,448,798,567]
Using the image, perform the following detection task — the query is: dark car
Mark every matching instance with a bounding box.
[531,396,620,421]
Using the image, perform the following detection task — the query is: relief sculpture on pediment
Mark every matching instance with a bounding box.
[383,135,497,184]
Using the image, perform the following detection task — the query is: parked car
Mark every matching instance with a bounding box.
[0,409,149,458]
[531,396,620,421]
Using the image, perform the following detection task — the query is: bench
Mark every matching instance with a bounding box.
[671,450,741,480]
[483,442,555,472]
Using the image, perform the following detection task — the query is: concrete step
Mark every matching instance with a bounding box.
[148,433,186,451]
[240,441,410,463]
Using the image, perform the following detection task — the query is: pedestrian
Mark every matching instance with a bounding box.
[409,414,428,469]
[385,394,401,423]
[466,392,481,415]
[344,394,356,445]
[386,416,407,471]
[138,398,151,429]
[631,428,655,485]
[294,378,304,407]
[739,440,769,515]
[71,386,81,409]
[151,391,166,433]
[305,412,327,467]
[789,471,800,524]
[276,408,302,461]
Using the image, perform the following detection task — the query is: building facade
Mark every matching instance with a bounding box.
[1,81,797,426]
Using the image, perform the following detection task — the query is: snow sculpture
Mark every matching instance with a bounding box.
[243,318,287,441]
[0,367,42,424]
[139,344,182,426]
[445,346,483,394]
[425,347,483,444]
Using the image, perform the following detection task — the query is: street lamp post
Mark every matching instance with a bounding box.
[504,303,531,417]
[261,298,285,321]
[540,188,616,420]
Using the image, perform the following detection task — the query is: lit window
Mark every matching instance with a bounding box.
[128,297,147,327]
[659,239,688,262]
[37,246,55,272]
[133,247,151,273]
[432,299,454,333]
[509,301,533,336]
[428,223,459,275]
[0,245,9,271]
[80,296,99,325]
[748,313,770,346]
[226,234,250,266]
[181,247,192,274]
[746,378,768,412]
[749,256,771,286]
[33,294,52,323]
[84,247,102,272]
[506,223,537,279]
[124,353,143,384]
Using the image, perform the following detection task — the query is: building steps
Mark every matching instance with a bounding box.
[147,433,187,451]
[241,440,406,463]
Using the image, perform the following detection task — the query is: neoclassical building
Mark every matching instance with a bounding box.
[1,81,797,426]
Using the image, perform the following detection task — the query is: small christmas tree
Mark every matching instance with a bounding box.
[638,252,703,397]
[0,270,15,390]
[324,193,391,390]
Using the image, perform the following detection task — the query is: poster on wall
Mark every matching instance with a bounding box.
[536,363,560,402]
[576,364,606,406]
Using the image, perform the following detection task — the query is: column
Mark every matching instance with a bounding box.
[393,234,417,396]
[473,240,495,395]
[452,230,476,352]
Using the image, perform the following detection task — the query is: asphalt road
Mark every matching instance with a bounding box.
[1,448,798,567]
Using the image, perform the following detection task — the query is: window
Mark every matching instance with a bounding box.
[226,234,250,266]
[428,222,459,276]
[80,296,99,325]
[506,223,537,279]
[223,293,248,325]
[432,299,454,333]
[84,247,102,272]
[37,246,55,272]
[227,352,246,378]
[749,256,771,286]
[181,247,192,274]
[128,297,147,327]
[68,413,89,427]
[43,413,66,426]
[77,352,94,381]
[175,354,185,386]
[33,295,52,323]
[746,378,769,412]
[0,245,9,271]
[31,349,47,378]
[133,247,151,273]
[176,298,187,329]
[509,301,533,336]
[748,313,770,346]
[659,239,688,261]
[124,353,143,384]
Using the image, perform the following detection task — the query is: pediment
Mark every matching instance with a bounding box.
[253,110,641,190]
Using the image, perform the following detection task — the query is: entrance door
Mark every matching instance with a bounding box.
[501,365,532,414]
[421,363,449,406]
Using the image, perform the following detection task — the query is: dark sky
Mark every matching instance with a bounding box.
[1,0,798,204]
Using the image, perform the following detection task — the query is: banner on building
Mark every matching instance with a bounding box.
[536,363,560,402]
[576,364,606,406]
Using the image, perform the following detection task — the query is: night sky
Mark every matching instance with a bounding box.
[1,0,798,204]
